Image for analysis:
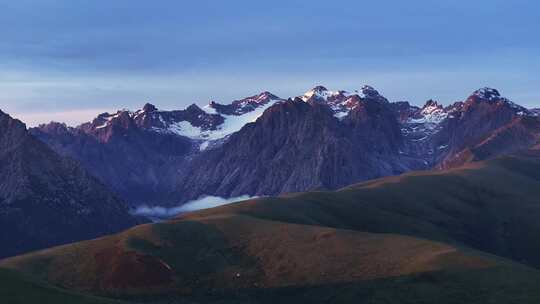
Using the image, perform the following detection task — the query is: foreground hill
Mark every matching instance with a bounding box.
[0,268,124,304]
[0,110,141,258]
[3,150,540,303]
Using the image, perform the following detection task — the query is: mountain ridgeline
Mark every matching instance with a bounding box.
[31,86,540,206]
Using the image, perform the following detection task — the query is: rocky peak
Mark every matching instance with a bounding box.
[0,110,28,150]
[359,85,379,98]
[209,91,282,116]
[302,86,332,101]
[405,99,449,129]
[466,87,513,106]
[258,91,280,101]
[106,111,136,131]
[357,85,389,103]
[143,103,158,112]
[421,100,444,115]
[472,87,501,101]
[186,103,204,113]
[0,109,25,130]
[311,85,329,93]
[301,85,393,118]
[234,91,279,106]
[465,88,529,116]
[423,99,441,108]
[35,122,70,135]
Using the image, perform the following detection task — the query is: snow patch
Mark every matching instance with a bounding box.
[95,113,121,129]
[167,99,280,141]
[167,121,203,138]
[302,87,344,102]
[203,104,218,114]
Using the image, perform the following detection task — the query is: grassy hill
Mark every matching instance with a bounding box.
[3,150,540,303]
[0,268,125,304]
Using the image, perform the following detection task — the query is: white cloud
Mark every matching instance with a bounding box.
[131,195,256,221]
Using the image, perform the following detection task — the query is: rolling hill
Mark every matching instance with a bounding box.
[2,149,540,303]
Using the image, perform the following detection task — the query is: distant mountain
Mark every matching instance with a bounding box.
[437,88,536,167]
[4,150,540,303]
[31,86,540,207]
[31,92,284,206]
[75,91,283,148]
[0,110,141,258]
[175,88,423,202]
[174,86,540,203]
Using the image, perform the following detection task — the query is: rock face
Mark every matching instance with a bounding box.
[31,119,193,206]
[0,110,141,258]
[31,86,540,207]
[174,94,424,202]
[31,92,285,206]
[436,88,534,168]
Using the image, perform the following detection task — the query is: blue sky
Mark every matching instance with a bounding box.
[1,0,539,126]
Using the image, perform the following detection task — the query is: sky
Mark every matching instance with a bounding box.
[0,0,539,126]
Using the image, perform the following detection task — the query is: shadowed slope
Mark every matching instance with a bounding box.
[0,110,142,258]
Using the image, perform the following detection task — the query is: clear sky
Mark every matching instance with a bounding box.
[1,0,539,126]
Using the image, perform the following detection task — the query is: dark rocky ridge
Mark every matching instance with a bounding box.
[0,110,141,258]
[31,120,193,206]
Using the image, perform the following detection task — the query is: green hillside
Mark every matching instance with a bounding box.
[3,150,540,303]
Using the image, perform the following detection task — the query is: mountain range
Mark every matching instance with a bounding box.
[30,86,540,207]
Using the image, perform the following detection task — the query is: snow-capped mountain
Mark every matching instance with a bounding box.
[300,85,389,118]
[408,100,448,125]
[81,91,284,151]
[30,85,540,207]
[30,91,285,205]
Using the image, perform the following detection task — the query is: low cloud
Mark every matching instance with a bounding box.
[131,195,256,221]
